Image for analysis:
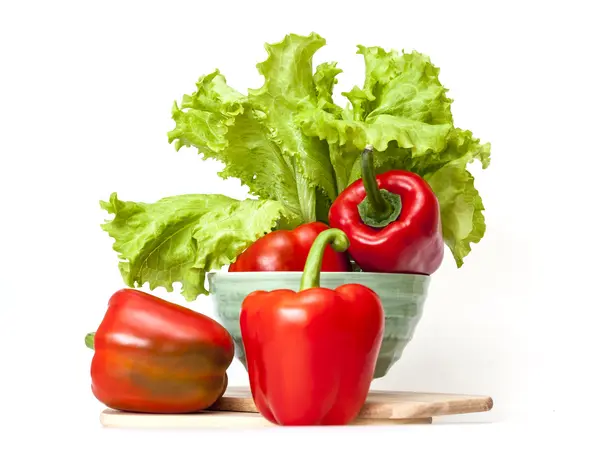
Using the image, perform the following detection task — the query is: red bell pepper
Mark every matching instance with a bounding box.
[240,228,384,426]
[85,288,234,413]
[228,221,351,272]
[329,146,444,275]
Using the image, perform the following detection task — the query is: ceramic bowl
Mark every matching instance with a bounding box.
[207,271,430,379]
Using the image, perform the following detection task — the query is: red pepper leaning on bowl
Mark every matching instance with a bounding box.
[85,288,234,413]
[240,228,384,426]
[228,221,351,272]
[329,146,445,275]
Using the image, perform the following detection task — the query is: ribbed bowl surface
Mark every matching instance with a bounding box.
[207,271,430,379]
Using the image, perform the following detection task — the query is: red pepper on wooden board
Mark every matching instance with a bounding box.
[228,221,351,272]
[85,289,234,413]
[329,147,445,275]
[240,228,384,426]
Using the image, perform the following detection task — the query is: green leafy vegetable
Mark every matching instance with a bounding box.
[294,42,490,265]
[167,71,305,228]
[168,33,338,227]
[248,34,338,207]
[424,162,486,268]
[100,193,283,300]
[100,32,491,302]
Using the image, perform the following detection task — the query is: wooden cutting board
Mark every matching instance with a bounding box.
[100,387,493,428]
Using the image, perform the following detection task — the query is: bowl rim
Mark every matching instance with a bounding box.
[207,270,430,281]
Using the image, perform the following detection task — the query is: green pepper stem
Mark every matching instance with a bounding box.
[299,229,350,290]
[361,146,391,215]
[85,332,95,350]
[357,146,402,228]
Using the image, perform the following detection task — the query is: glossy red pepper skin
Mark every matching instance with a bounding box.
[240,229,384,426]
[88,289,234,413]
[329,169,444,275]
[228,222,351,272]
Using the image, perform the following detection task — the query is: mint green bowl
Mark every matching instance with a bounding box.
[207,271,430,379]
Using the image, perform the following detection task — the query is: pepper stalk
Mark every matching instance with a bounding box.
[300,228,350,290]
[358,146,402,228]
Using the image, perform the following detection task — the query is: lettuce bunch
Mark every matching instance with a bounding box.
[101,32,491,301]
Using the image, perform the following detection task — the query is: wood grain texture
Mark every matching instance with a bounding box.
[208,387,493,419]
[100,409,432,428]
[99,387,492,428]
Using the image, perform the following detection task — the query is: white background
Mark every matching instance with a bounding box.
[1,0,599,448]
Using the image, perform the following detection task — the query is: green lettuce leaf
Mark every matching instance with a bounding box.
[424,165,485,268]
[295,42,490,266]
[167,71,304,228]
[344,46,454,124]
[313,61,343,111]
[248,33,337,204]
[100,193,284,300]
[296,46,456,184]
[168,33,340,227]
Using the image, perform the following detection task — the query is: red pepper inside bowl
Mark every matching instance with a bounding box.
[229,221,351,272]
[329,146,445,275]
